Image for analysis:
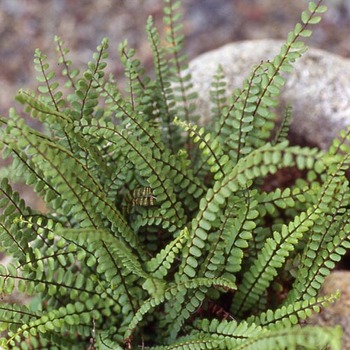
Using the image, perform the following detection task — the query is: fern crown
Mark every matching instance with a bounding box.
[0,1,347,349]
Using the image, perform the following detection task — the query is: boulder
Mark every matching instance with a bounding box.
[189,39,350,149]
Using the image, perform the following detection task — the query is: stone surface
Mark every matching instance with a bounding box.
[189,39,350,149]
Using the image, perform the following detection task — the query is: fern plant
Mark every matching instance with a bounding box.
[0,0,348,349]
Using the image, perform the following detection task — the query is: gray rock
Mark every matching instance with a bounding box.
[189,39,350,149]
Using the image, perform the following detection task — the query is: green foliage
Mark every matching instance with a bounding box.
[0,1,346,349]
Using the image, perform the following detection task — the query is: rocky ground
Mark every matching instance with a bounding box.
[1,0,350,115]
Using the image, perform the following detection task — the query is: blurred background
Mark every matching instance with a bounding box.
[1,0,350,116]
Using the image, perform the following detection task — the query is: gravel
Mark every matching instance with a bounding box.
[0,0,349,115]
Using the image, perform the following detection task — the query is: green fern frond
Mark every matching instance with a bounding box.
[55,35,80,91]
[248,292,339,331]
[179,143,324,281]
[55,227,150,280]
[81,77,206,212]
[78,119,187,231]
[0,302,38,336]
[148,336,223,350]
[33,49,65,111]
[213,62,269,164]
[15,90,70,125]
[191,318,263,348]
[289,211,350,302]
[146,16,183,151]
[327,125,350,158]
[124,277,236,340]
[214,0,326,166]
[232,161,349,316]
[232,205,320,316]
[256,183,318,219]
[0,179,35,259]
[3,301,95,349]
[272,105,293,146]
[191,316,341,350]
[146,227,189,279]
[2,1,345,349]
[4,114,143,253]
[174,117,230,180]
[210,65,228,123]
[149,336,224,350]
[119,40,142,105]
[70,37,109,120]
[163,0,197,125]
[236,325,341,350]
